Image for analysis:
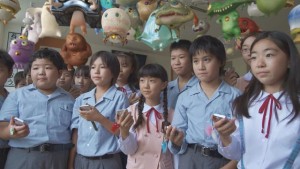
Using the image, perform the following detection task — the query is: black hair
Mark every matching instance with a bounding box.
[240,32,259,49]
[133,64,169,132]
[0,49,14,71]
[23,63,31,77]
[14,71,25,87]
[170,39,192,52]
[29,48,66,70]
[115,51,139,92]
[189,35,226,75]
[74,65,90,78]
[89,51,120,85]
[234,31,300,121]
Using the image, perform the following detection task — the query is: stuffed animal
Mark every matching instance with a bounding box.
[39,2,61,38]
[25,9,42,43]
[8,35,35,69]
[288,4,300,43]
[60,33,92,70]
[0,0,20,24]
[137,0,158,22]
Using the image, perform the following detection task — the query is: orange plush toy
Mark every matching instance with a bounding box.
[60,33,92,70]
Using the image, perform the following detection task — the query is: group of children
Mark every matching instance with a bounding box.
[0,31,299,169]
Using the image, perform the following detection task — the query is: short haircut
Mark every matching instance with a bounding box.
[189,35,226,74]
[14,71,25,86]
[89,51,120,85]
[170,39,191,52]
[0,49,14,71]
[29,48,66,70]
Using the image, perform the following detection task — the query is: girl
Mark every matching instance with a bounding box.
[115,52,140,105]
[215,31,300,169]
[225,33,258,92]
[74,65,94,94]
[118,63,174,169]
[70,51,129,169]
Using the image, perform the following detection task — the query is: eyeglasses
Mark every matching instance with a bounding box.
[241,48,250,54]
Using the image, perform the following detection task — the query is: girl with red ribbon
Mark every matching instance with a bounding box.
[117,63,174,169]
[214,31,300,169]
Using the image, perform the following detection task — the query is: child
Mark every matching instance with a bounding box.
[0,48,75,169]
[56,67,81,98]
[168,39,198,169]
[115,52,140,105]
[74,65,94,94]
[70,51,129,169]
[14,71,26,88]
[23,63,32,85]
[118,63,174,169]
[0,49,14,169]
[166,35,241,169]
[224,33,258,92]
[215,31,300,168]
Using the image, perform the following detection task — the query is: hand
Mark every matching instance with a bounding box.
[128,93,139,105]
[165,125,184,147]
[212,117,236,147]
[224,68,238,86]
[117,110,134,140]
[8,116,30,139]
[79,106,101,122]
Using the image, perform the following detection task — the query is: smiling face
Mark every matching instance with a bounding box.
[90,58,113,88]
[192,51,222,84]
[31,58,61,95]
[250,39,289,92]
[170,48,192,76]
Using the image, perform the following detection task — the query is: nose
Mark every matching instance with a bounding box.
[199,61,205,70]
[175,58,180,65]
[256,57,266,68]
[38,68,45,75]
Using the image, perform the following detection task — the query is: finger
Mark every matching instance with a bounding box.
[165,125,173,139]
[169,127,178,142]
[10,116,15,126]
[173,131,184,145]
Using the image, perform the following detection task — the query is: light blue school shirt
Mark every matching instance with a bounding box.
[0,84,75,148]
[0,93,9,148]
[71,85,129,157]
[169,81,241,154]
[167,76,198,110]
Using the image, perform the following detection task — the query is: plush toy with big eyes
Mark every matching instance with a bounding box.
[8,35,35,69]
[60,33,92,70]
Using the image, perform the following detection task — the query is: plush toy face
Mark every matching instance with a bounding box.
[238,17,259,35]
[8,36,35,68]
[0,0,21,24]
[66,33,86,51]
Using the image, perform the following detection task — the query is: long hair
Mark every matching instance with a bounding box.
[133,64,169,131]
[233,31,300,121]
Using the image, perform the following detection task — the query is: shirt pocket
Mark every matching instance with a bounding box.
[58,103,73,128]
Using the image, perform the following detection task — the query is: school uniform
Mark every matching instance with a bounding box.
[119,103,174,169]
[71,86,129,169]
[169,81,241,169]
[218,91,300,169]
[0,89,10,169]
[0,84,75,169]
[167,75,198,110]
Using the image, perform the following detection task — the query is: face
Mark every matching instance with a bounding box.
[56,70,73,91]
[241,36,256,65]
[90,58,113,88]
[250,39,289,92]
[0,64,11,87]
[25,73,33,85]
[170,49,192,76]
[16,79,26,88]
[139,76,167,101]
[31,58,61,94]
[74,75,92,93]
[117,56,133,84]
[192,51,222,84]
[66,33,85,51]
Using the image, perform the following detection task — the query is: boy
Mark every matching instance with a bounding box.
[14,71,26,88]
[0,49,14,169]
[166,36,240,169]
[56,67,81,98]
[0,48,74,169]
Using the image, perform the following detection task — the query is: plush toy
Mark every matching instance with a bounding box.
[101,0,114,11]
[137,0,158,22]
[39,2,61,38]
[247,2,265,17]
[0,0,20,24]
[50,0,102,35]
[115,0,138,7]
[60,33,92,70]
[288,4,300,43]
[285,0,295,7]
[8,35,35,69]
[138,9,178,51]
[25,9,42,43]
[256,0,285,15]
[192,19,210,37]
[101,8,131,45]
[238,17,260,36]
